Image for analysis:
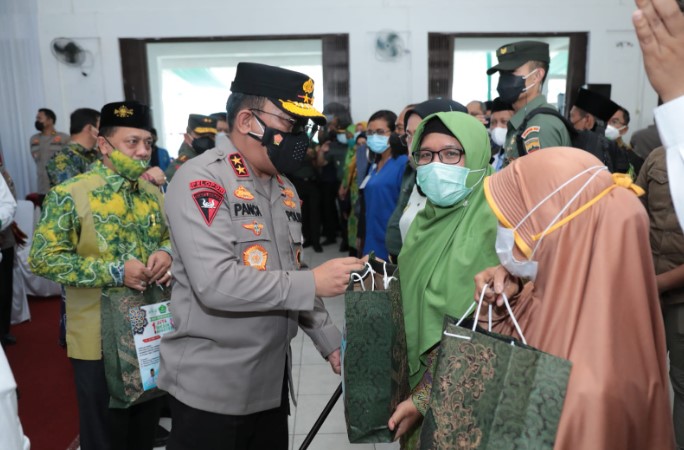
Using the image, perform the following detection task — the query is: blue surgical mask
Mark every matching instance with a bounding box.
[416,162,485,207]
[367,135,389,154]
[337,133,348,145]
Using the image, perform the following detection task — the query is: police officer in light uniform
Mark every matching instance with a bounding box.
[159,62,365,450]
[486,41,572,165]
[30,108,70,193]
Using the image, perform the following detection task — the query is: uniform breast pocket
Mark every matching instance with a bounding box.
[234,219,272,271]
[288,222,303,270]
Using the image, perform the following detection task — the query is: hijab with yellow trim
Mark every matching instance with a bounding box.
[483,147,673,450]
[398,111,499,388]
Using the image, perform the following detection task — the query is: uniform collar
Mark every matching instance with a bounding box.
[509,94,549,130]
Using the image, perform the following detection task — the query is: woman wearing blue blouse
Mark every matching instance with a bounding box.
[361,110,409,260]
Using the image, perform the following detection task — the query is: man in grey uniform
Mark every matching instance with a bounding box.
[159,62,365,450]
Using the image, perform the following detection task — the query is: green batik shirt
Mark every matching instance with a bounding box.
[46,142,101,187]
[29,161,171,288]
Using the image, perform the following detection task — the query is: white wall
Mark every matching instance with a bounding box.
[36,0,657,139]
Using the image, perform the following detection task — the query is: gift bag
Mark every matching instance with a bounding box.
[420,290,572,450]
[342,258,409,443]
[101,285,172,409]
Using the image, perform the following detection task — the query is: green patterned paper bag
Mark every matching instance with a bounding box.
[419,315,571,450]
[342,259,409,443]
[101,285,172,409]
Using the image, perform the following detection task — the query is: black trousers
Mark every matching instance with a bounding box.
[319,180,339,241]
[71,358,161,450]
[0,247,14,337]
[167,377,289,450]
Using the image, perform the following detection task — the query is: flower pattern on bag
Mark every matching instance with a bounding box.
[431,341,496,450]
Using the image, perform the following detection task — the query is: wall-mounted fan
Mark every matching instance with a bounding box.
[375,31,407,62]
[50,38,92,76]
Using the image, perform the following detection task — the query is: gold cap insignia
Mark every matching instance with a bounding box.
[303,79,314,94]
[114,105,134,118]
[500,47,508,55]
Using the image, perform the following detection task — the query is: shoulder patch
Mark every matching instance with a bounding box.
[189,179,226,195]
[521,126,540,139]
[192,190,224,226]
[524,137,541,153]
[234,185,255,200]
[228,153,250,178]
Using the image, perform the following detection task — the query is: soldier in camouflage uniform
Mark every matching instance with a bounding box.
[46,108,101,188]
[486,41,572,165]
[29,101,172,450]
[164,114,217,181]
[30,108,70,193]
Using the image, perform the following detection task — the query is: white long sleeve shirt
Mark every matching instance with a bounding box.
[0,176,16,231]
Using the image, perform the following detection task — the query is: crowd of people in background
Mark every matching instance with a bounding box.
[1,0,683,449]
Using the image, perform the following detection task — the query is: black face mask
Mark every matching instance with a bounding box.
[34,121,45,132]
[191,136,215,155]
[496,72,526,105]
[249,114,310,174]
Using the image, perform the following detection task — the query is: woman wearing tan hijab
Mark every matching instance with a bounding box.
[474,147,674,449]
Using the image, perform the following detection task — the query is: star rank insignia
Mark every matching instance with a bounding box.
[228,152,249,178]
[192,190,224,226]
[242,220,264,237]
[243,244,268,270]
[234,185,255,200]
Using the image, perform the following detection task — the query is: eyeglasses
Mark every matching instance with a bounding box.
[412,146,464,166]
[250,109,318,136]
[608,118,626,128]
[366,128,390,136]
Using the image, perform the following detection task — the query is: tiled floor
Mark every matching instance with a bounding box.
[149,243,400,450]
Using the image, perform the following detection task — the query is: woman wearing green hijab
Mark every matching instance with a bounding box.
[388,111,500,446]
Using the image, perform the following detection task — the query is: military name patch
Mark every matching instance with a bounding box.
[189,179,226,195]
[192,190,224,226]
[286,211,302,222]
[228,153,249,178]
[234,203,262,217]
[242,220,264,236]
[243,244,268,271]
[521,126,540,139]
[234,185,255,200]
[524,137,541,153]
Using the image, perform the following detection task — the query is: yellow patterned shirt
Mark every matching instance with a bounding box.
[29,161,171,288]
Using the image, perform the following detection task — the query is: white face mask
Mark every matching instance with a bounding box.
[490,127,507,147]
[495,165,608,281]
[604,124,623,141]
